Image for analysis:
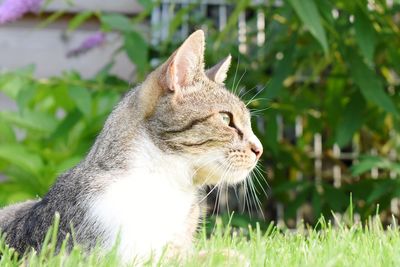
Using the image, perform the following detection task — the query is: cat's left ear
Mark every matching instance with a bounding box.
[160,30,205,93]
[206,55,231,84]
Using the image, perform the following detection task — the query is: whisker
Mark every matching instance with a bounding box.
[233,183,240,203]
[233,68,247,96]
[225,181,230,215]
[252,170,269,198]
[245,178,254,218]
[196,159,227,203]
[245,85,266,107]
[254,164,269,186]
[242,179,249,215]
[249,172,261,195]
[215,162,233,216]
[199,181,221,203]
[241,80,269,99]
[239,84,259,99]
[248,175,265,219]
[249,106,272,116]
[210,161,232,217]
[212,186,221,217]
[215,183,224,217]
[193,157,220,184]
[253,164,271,199]
[231,57,240,95]
[247,98,272,108]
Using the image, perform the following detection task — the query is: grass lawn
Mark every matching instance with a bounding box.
[1,215,400,267]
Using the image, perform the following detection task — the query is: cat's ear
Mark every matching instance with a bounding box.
[206,55,231,84]
[160,30,205,92]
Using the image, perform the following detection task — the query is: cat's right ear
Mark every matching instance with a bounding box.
[206,55,232,84]
[159,30,205,93]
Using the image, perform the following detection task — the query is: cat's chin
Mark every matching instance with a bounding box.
[192,165,251,186]
[223,169,251,185]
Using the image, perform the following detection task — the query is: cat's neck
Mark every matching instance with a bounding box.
[127,131,195,190]
[84,89,147,172]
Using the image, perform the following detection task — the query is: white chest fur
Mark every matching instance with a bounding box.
[87,137,197,262]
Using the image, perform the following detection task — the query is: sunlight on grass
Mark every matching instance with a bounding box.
[1,213,400,267]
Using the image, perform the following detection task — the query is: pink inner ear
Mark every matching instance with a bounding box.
[169,50,198,91]
[162,30,205,92]
[205,55,231,84]
[168,60,179,91]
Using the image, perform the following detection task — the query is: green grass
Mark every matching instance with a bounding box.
[1,215,400,267]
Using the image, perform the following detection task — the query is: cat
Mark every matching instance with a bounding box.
[0,30,263,262]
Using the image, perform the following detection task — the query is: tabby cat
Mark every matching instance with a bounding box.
[0,30,263,262]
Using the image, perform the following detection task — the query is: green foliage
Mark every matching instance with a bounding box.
[98,12,149,78]
[0,68,127,204]
[1,0,400,226]
[286,0,328,53]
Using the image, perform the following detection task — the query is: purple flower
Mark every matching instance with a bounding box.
[67,32,106,57]
[0,0,42,24]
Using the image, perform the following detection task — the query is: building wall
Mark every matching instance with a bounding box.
[0,0,142,80]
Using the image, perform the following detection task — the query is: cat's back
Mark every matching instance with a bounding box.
[0,200,39,231]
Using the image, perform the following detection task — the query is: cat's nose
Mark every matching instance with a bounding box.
[249,136,263,160]
[251,144,262,159]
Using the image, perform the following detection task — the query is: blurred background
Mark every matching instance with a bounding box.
[0,0,399,229]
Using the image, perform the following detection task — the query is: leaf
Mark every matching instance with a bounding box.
[336,92,365,147]
[323,183,347,211]
[215,0,250,48]
[137,0,153,10]
[347,51,399,117]
[286,184,312,218]
[124,31,148,77]
[312,188,322,220]
[68,11,93,32]
[37,10,64,28]
[68,86,92,116]
[3,167,46,195]
[287,0,328,54]
[16,86,36,110]
[56,156,82,174]
[0,110,57,133]
[264,37,296,99]
[264,113,279,155]
[351,155,400,176]
[94,91,120,116]
[0,144,43,176]
[100,14,132,32]
[0,182,35,205]
[354,9,376,65]
[0,118,16,143]
[167,5,196,42]
[351,156,381,175]
[317,0,335,25]
[51,109,82,139]
[0,75,26,99]
[366,180,394,204]
[272,180,308,194]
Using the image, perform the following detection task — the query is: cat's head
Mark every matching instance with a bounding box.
[139,30,263,186]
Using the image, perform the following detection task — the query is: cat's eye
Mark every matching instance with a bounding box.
[220,112,231,126]
[219,111,244,138]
